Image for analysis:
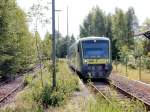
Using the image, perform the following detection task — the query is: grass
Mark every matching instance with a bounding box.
[86,94,146,112]
[113,63,150,84]
[0,59,80,112]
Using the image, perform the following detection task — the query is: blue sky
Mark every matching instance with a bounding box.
[17,0,150,38]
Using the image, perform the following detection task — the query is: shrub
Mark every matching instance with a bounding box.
[41,84,66,107]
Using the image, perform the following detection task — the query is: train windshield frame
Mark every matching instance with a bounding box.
[82,40,109,59]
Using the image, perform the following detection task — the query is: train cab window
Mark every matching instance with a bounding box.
[82,40,109,59]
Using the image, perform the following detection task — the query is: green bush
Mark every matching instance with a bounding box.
[39,74,79,107]
[41,84,66,107]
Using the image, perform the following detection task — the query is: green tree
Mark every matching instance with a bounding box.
[69,34,76,46]
[126,7,138,49]
[105,14,119,59]
[56,35,76,58]
[32,32,42,61]
[112,8,128,48]
[80,12,93,37]
[112,8,129,58]
[42,32,52,59]
[0,0,35,79]
[80,6,106,37]
[140,18,150,55]
[56,37,68,58]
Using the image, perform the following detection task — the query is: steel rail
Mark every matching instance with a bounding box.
[0,64,43,105]
[70,65,150,110]
[0,84,23,104]
[88,81,120,112]
[109,80,150,109]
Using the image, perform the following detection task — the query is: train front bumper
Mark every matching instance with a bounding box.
[82,64,112,78]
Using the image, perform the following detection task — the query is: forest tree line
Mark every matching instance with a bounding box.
[80,6,150,65]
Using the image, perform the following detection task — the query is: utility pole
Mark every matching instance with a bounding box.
[55,10,62,39]
[58,14,59,38]
[52,0,56,88]
[67,6,69,56]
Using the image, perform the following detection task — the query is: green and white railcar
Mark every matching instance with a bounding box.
[68,37,112,79]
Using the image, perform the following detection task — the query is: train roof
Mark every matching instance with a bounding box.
[69,37,110,49]
[78,37,110,42]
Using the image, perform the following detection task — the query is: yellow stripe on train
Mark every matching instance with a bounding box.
[83,59,108,64]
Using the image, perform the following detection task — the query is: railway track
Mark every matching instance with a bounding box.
[0,85,23,104]
[111,80,150,105]
[88,80,121,112]
[70,66,150,111]
[0,77,24,106]
[0,64,41,107]
[87,78,150,111]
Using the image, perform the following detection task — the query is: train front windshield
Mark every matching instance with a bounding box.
[82,40,109,59]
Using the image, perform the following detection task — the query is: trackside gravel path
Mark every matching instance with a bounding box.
[110,72,150,106]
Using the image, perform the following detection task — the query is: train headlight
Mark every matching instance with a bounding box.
[106,59,109,63]
[84,59,88,64]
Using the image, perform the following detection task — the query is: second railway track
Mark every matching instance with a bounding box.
[86,78,150,111]
[0,64,42,107]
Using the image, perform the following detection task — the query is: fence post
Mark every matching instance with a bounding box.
[139,56,142,81]
[126,57,128,77]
